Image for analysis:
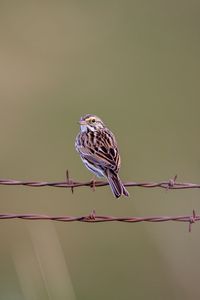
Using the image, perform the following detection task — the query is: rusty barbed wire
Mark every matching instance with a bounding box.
[0,210,198,232]
[0,174,200,190]
[0,173,199,231]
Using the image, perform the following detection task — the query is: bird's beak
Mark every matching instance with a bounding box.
[78,120,87,125]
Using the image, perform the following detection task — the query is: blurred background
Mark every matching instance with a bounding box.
[0,0,200,299]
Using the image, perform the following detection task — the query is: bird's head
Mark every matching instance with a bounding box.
[78,114,105,132]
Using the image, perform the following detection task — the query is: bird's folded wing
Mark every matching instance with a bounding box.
[78,146,117,170]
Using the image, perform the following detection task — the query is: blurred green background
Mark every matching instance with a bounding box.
[0,0,200,299]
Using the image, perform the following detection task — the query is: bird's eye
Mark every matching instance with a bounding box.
[91,119,95,123]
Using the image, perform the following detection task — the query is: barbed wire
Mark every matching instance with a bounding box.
[1,173,199,231]
[0,173,200,192]
[0,210,198,232]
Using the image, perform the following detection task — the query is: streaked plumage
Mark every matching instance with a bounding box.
[75,114,129,198]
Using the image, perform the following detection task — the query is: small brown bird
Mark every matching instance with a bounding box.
[75,114,129,198]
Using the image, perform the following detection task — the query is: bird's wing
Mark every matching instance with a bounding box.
[77,130,121,172]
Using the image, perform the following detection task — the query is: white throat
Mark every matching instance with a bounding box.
[80,125,88,132]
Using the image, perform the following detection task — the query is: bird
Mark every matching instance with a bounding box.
[75,114,129,198]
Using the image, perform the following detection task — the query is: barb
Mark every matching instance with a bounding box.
[0,174,200,190]
[66,170,74,194]
[0,210,199,231]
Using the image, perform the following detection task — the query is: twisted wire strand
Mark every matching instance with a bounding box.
[0,173,199,231]
[0,210,198,232]
[0,174,199,190]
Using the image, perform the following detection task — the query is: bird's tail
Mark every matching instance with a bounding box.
[106,170,129,198]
